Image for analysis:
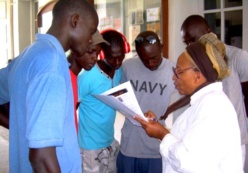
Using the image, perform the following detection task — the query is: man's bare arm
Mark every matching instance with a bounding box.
[0,102,9,129]
[29,147,61,173]
[241,81,248,117]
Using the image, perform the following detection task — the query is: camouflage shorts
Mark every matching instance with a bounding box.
[81,139,119,173]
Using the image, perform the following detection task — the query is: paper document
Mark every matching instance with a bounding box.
[94,81,147,126]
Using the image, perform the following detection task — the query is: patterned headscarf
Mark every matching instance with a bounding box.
[198,32,230,80]
[185,42,218,82]
[160,33,230,120]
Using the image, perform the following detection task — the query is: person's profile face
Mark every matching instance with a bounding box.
[75,44,99,71]
[104,46,125,70]
[181,25,208,46]
[173,53,198,95]
[181,29,201,46]
[70,13,98,57]
[137,44,162,71]
[95,44,102,56]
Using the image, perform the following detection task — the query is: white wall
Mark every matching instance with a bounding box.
[0,0,10,68]
[38,0,52,7]
[167,0,200,121]
[168,0,199,63]
[12,0,34,57]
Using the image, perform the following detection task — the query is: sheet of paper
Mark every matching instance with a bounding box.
[94,81,147,126]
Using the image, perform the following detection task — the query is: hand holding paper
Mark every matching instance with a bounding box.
[94,81,148,126]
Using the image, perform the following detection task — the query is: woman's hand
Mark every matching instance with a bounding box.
[134,110,169,141]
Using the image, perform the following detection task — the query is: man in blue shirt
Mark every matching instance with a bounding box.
[0,0,98,172]
[78,29,129,173]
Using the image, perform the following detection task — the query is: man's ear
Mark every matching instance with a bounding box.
[195,71,207,84]
[160,43,163,49]
[160,43,163,52]
[70,13,79,28]
[207,27,212,33]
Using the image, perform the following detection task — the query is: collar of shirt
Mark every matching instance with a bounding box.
[190,82,223,106]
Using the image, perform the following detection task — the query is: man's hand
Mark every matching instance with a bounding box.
[134,111,169,141]
[241,81,248,117]
[0,102,10,129]
[29,147,61,173]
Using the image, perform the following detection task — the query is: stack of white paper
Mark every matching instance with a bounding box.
[94,81,148,126]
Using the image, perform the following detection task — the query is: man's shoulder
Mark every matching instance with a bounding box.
[123,55,140,64]
[226,45,248,57]
[26,35,62,59]
[34,34,64,54]
[225,45,248,69]
[78,66,99,81]
[162,57,176,64]
[121,56,140,71]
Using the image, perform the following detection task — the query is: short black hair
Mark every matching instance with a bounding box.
[52,0,96,21]
[181,15,210,31]
[101,30,125,51]
[135,31,161,49]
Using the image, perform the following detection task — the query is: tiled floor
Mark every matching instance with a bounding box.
[1,116,248,173]
[0,126,9,173]
[0,113,125,173]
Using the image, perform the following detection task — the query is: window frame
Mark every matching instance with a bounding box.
[198,0,248,51]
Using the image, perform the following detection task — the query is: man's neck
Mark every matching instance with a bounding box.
[97,60,115,79]
[69,62,81,76]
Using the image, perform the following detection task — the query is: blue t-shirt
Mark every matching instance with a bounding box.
[0,58,19,104]
[0,64,10,104]
[8,34,81,172]
[78,64,122,150]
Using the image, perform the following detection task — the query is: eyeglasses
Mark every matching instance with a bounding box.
[135,35,159,46]
[172,66,198,79]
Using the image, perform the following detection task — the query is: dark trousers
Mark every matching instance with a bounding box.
[117,151,162,173]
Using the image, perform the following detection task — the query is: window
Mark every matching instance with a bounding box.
[0,0,12,67]
[94,0,168,57]
[203,0,244,48]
